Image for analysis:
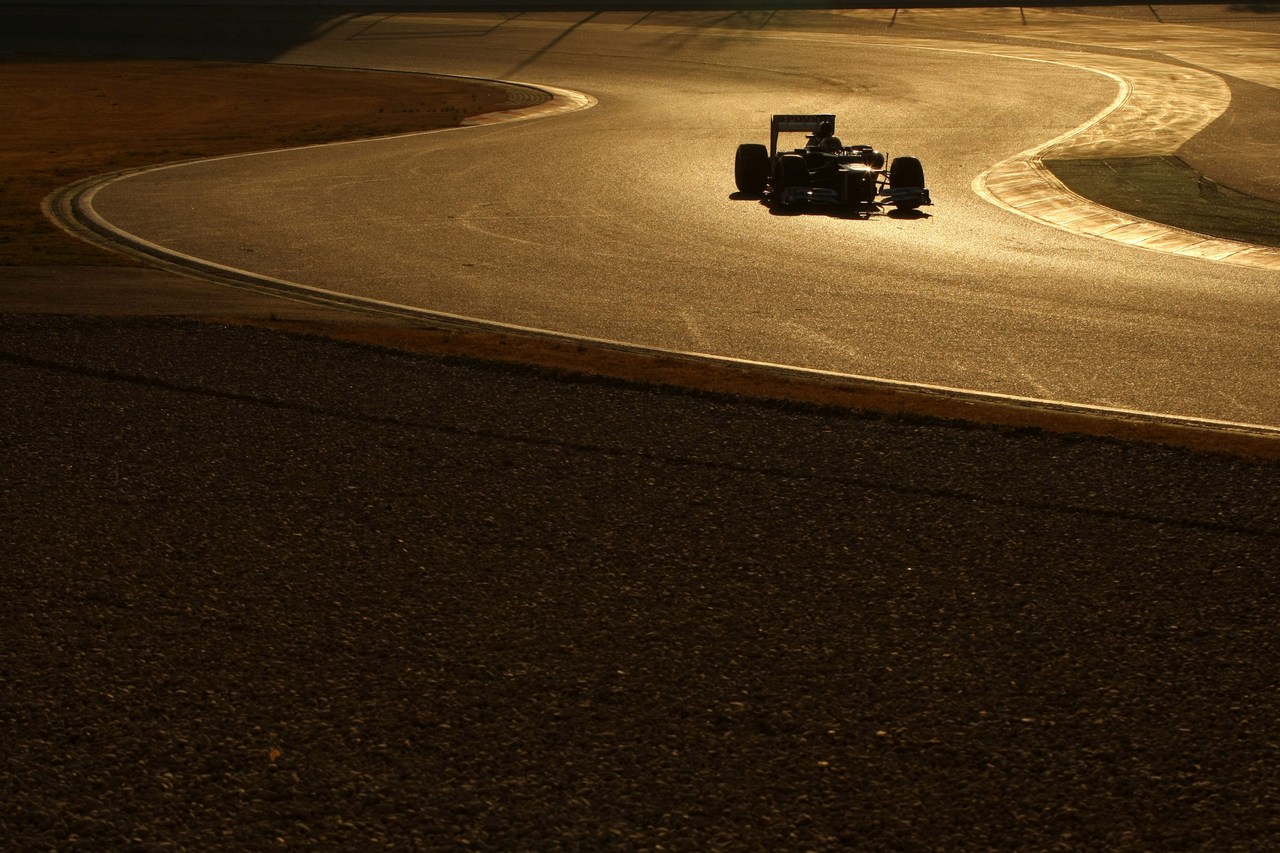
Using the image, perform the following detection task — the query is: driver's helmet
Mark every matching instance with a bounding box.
[812,120,842,152]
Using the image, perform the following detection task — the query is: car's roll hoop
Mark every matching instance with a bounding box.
[769,113,835,156]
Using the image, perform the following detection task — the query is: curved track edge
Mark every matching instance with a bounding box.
[42,67,1280,454]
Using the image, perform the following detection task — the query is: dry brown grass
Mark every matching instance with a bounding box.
[1,57,510,265]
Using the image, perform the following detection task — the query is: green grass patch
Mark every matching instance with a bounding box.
[1044,156,1280,248]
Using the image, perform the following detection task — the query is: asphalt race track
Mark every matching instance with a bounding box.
[36,6,1280,429]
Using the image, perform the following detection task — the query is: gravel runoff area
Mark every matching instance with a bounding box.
[3,314,1279,850]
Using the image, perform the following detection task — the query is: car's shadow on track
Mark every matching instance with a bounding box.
[886,208,932,221]
[729,193,932,221]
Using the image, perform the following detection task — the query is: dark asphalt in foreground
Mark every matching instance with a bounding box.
[3,314,1278,850]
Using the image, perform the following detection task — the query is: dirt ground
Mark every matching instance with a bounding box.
[1,57,512,266]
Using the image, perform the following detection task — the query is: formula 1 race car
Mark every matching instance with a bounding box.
[734,114,931,212]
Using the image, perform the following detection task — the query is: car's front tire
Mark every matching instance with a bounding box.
[734,143,769,194]
[889,156,926,211]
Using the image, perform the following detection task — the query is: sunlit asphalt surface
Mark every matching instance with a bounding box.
[73,6,1280,427]
[4,6,1280,850]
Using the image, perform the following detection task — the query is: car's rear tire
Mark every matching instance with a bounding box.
[734,143,769,194]
[889,156,926,210]
[779,153,807,186]
[771,153,808,207]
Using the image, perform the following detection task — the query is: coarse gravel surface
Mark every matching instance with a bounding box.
[3,314,1279,850]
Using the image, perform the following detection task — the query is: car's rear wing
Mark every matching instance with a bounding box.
[770,113,835,156]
